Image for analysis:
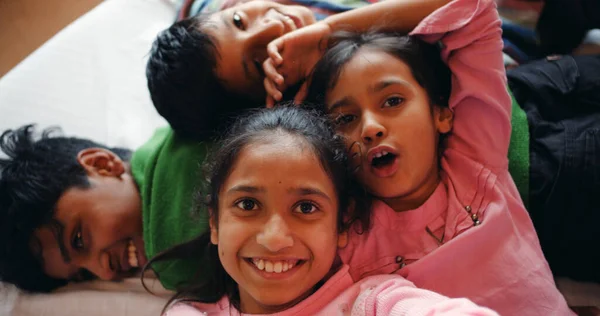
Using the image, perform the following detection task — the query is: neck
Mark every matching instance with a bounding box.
[383,166,441,213]
[239,285,316,314]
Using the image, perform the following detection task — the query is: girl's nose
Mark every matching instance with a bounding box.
[361,114,387,144]
[256,214,294,252]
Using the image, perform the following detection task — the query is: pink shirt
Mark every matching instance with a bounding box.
[338,0,573,315]
[164,265,499,316]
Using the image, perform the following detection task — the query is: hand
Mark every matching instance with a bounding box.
[263,21,331,107]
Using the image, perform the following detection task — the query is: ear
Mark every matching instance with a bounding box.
[77,148,125,177]
[434,106,453,134]
[209,209,219,245]
[337,230,348,248]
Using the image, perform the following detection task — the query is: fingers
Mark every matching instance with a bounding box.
[263,58,284,87]
[267,39,284,65]
[265,95,276,108]
[293,81,309,105]
[264,77,283,105]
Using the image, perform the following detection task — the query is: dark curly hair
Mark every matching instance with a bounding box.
[0,125,131,292]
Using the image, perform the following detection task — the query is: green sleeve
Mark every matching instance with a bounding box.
[507,87,530,208]
[131,127,210,290]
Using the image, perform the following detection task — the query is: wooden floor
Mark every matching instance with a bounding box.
[0,0,102,78]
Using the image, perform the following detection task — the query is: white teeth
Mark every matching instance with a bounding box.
[382,151,388,156]
[128,240,139,268]
[251,259,297,273]
[265,261,274,273]
[274,262,283,273]
[375,152,382,158]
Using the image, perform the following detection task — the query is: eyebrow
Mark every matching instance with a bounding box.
[328,96,353,113]
[289,187,332,202]
[48,219,71,264]
[227,185,265,194]
[328,79,412,112]
[226,185,331,201]
[370,79,411,93]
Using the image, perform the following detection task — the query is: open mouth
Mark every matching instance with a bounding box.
[245,258,306,274]
[371,151,397,168]
[367,147,400,177]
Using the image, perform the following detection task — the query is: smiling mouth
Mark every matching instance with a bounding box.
[246,258,305,274]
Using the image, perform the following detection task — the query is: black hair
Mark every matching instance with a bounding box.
[306,32,451,110]
[146,15,260,140]
[0,124,132,292]
[146,106,370,313]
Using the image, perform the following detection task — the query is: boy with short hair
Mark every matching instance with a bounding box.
[0,125,207,292]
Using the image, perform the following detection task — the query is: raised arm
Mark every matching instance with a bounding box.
[263,0,452,106]
[410,0,511,169]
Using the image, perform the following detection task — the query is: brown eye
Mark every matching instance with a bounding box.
[334,114,356,126]
[71,230,84,251]
[236,199,257,211]
[233,12,244,30]
[294,202,317,214]
[383,96,404,108]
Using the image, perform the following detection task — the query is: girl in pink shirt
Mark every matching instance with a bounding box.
[159,107,497,316]
[296,0,574,314]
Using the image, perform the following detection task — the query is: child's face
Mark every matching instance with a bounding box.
[33,148,146,282]
[206,0,315,99]
[211,135,345,314]
[325,49,452,210]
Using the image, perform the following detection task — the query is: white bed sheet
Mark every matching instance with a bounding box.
[0,0,174,315]
[0,0,171,149]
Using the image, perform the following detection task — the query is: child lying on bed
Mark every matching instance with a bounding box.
[149,0,600,285]
[0,125,207,292]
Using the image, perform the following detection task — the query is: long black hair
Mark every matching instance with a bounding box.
[144,106,370,312]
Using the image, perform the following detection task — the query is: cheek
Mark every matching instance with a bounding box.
[216,215,250,253]
[304,220,339,262]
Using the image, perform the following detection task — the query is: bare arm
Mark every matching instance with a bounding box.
[263,0,452,106]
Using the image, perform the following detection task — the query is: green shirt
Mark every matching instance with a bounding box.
[131,127,209,290]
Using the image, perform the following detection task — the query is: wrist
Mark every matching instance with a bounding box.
[315,21,333,51]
